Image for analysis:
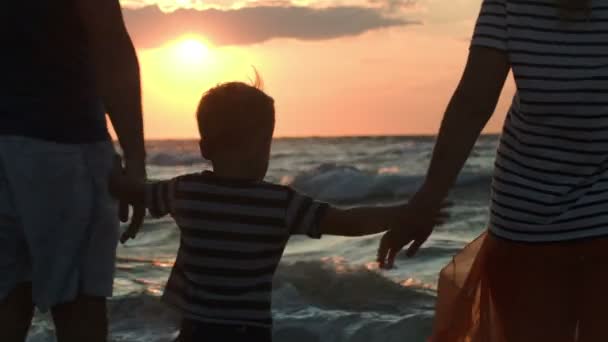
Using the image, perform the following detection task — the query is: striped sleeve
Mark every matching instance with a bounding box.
[145,179,178,218]
[472,0,508,51]
[285,189,330,239]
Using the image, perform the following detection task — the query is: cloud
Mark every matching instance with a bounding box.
[367,0,417,13]
[122,5,415,48]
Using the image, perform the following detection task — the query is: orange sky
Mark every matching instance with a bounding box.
[121,0,515,139]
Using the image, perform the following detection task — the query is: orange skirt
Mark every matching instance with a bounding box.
[430,232,608,342]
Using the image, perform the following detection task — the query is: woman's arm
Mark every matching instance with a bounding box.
[421,47,510,202]
[377,46,510,268]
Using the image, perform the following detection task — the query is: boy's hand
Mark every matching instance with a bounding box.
[378,191,450,269]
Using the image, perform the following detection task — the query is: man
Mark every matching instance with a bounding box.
[0,0,145,341]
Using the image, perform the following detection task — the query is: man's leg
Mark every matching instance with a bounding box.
[52,295,108,342]
[0,141,34,342]
[50,142,119,342]
[0,283,34,342]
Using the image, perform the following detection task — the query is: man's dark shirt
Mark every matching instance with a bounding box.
[0,1,109,143]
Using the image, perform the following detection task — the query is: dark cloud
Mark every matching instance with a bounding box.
[123,5,414,48]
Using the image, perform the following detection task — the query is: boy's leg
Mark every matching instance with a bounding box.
[52,295,108,342]
[0,283,34,342]
[181,320,273,342]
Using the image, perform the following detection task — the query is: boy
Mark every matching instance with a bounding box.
[111,81,445,341]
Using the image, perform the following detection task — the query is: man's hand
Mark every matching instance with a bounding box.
[377,188,449,269]
[119,158,146,243]
[108,154,147,243]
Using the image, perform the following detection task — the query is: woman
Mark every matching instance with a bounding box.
[377,0,607,341]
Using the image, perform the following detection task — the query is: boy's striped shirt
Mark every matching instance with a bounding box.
[145,171,328,327]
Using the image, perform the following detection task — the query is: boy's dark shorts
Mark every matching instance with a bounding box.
[177,319,272,342]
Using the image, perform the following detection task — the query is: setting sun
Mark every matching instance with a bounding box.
[172,37,212,67]
[137,35,260,138]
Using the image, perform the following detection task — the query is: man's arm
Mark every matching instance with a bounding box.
[109,161,175,220]
[109,157,146,205]
[77,0,146,241]
[77,0,145,164]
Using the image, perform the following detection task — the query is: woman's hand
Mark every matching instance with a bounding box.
[375,47,509,269]
[377,187,448,269]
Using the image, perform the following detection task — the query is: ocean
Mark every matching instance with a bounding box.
[28,135,498,342]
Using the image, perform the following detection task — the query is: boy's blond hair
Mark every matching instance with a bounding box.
[197,76,275,147]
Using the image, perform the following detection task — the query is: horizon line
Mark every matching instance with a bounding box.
[124,132,501,141]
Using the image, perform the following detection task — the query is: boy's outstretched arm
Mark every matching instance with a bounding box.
[320,206,400,237]
[320,204,448,237]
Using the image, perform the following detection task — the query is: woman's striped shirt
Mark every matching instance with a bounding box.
[145,171,329,327]
[474,0,608,242]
